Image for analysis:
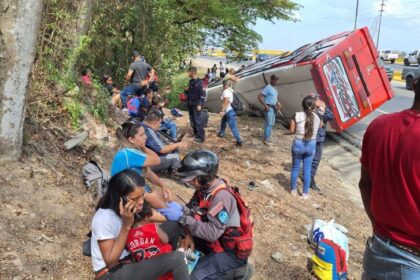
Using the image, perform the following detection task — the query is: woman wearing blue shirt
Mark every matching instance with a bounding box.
[111,121,171,210]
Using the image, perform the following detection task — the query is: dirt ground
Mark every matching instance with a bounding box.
[0,107,372,280]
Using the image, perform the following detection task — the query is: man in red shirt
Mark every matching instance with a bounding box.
[359,77,420,279]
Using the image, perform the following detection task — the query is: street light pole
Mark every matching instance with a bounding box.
[354,0,359,30]
[376,0,385,48]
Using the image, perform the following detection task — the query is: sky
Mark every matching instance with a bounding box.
[254,0,420,53]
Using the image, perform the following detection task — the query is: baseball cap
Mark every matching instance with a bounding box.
[270,74,280,81]
[132,50,140,57]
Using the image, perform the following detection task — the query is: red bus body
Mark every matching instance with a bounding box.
[205,27,394,132]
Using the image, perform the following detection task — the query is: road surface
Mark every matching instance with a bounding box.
[342,81,414,146]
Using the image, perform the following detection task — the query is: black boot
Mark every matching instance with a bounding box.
[310,178,320,191]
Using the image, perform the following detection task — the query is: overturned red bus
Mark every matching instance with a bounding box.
[205,27,394,132]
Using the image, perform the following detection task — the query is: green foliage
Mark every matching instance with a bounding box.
[166,71,190,110]
[31,0,299,130]
[79,0,300,89]
[63,97,84,128]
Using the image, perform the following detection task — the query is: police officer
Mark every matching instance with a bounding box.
[177,150,253,280]
[310,93,334,191]
[185,67,206,143]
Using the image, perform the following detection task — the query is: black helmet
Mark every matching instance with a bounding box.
[177,150,219,182]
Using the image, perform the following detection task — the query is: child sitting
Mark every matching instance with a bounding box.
[126,201,173,280]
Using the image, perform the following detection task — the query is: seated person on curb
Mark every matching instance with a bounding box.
[150,96,182,142]
[127,88,153,120]
[103,75,122,108]
[176,150,254,280]
[111,121,183,221]
[91,169,190,280]
[142,110,186,173]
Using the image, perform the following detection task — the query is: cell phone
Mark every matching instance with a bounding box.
[122,195,141,221]
[122,195,129,206]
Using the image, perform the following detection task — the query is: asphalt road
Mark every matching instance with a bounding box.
[340,81,414,146]
[387,62,418,72]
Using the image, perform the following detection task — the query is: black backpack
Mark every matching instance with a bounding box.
[231,90,244,115]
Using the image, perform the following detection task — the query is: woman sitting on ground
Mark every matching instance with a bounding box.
[103,75,122,108]
[91,169,189,280]
[289,95,321,199]
[111,121,182,220]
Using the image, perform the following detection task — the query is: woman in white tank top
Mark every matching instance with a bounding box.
[288,96,321,199]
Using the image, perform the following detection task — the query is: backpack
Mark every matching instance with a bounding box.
[81,160,110,199]
[231,90,244,115]
[225,186,254,259]
[312,239,347,280]
[201,109,209,128]
[127,96,141,117]
[308,219,349,261]
[196,184,254,259]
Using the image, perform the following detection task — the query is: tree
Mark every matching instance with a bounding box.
[78,0,300,86]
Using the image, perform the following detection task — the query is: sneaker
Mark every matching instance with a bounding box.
[235,141,243,147]
[194,137,204,143]
[217,133,225,138]
[121,108,128,113]
[290,189,297,196]
[301,193,310,200]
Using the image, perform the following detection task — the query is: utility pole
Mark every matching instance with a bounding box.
[376,0,385,48]
[354,0,359,30]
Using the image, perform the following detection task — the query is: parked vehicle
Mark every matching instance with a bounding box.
[379,60,394,81]
[379,50,398,64]
[206,28,394,132]
[403,50,420,66]
[256,54,271,62]
[402,65,420,90]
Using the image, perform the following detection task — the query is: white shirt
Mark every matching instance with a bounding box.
[91,208,130,271]
[221,88,234,113]
[295,111,321,140]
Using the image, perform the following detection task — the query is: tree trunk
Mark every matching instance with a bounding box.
[0,0,43,161]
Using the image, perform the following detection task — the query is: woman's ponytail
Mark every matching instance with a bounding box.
[302,96,316,140]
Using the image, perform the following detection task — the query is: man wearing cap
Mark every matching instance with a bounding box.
[120,51,155,109]
[310,93,334,191]
[258,74,282,146]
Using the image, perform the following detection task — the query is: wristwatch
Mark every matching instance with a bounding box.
[178,215,188,226]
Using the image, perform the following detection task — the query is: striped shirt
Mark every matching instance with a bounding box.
[142,123,165,155]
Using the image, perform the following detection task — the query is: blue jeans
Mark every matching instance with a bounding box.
[219,110,241,143]
[290,139,316,194]
[159,119,177,139]
[363,235,420,280]
[264,107,275,140]
[120,83,145,107]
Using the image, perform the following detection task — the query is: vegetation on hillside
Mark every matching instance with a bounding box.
[29,0,299,128]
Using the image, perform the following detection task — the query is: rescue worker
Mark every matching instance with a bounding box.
[185,67,206,143]
[176,150,253,280]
